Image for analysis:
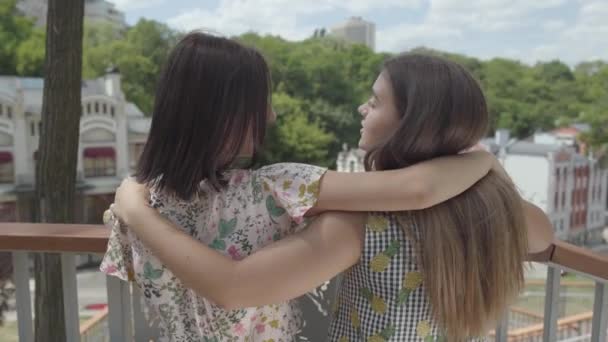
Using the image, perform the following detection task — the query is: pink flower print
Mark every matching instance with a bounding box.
[255,323,265,334]
[228,245,241,260]
[233,171,245,185]
[233,323,245,336]
[102,265,117,274]
[293,215,304,225]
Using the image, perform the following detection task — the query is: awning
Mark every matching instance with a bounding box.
[83,147,115,158]
[0,152,13,163]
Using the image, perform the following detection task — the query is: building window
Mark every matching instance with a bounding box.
[0,152,14,183]
[554,192,559,210]
[349,160,355,172]
[110,106,115,117]
[94,102,99,113]
[87,103,91,114]
[7,106,11,119]
[0,104,3,116]
[102,103,107,114]
[30,122,35,136]
[38,122,42,136]
[83,147,116,177]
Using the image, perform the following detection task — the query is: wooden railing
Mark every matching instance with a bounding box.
[0,223,607,342]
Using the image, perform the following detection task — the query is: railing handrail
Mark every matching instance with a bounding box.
[0,223,607,280]
[507,311,594,337]
[80,307,109,335]
[0,223,108,253]
[529,240,608,281]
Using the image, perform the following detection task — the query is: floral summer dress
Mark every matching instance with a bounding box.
[101,163,326,342]
[328,213,488,342]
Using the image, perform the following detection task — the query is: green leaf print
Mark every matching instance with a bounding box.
[266,195,286,218]
[143,261,163,280]
[219,218,237,238]
[210,239,226,251]
[273,231,281,241]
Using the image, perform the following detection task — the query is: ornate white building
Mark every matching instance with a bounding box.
[0,69,150,223]
[336,144,365,173]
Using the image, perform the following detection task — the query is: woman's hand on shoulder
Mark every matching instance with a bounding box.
[112,177,152,226]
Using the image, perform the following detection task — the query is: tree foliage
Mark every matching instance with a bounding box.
[3,1,607,167]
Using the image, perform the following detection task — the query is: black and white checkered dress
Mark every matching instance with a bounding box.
[327,212,488,342]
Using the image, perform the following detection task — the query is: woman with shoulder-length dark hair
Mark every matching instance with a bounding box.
[103,34,552,342]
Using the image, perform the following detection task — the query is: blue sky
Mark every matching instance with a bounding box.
[109,0,608,66]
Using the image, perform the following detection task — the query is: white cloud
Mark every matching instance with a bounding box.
[109,0,166,11]
[542,20,566,32]
[161,0,606,65]
[377,23,463,53]
[166,0,421,40]
[427,0,568,31]
[526,0,608,64]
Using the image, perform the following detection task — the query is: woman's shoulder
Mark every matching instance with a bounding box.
[255,163,327,177]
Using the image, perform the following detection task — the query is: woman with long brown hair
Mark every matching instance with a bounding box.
[109,53,553,341]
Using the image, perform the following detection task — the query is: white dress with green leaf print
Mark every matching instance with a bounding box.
[100,163,327,342]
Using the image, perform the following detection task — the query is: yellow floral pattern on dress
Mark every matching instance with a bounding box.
[367,325,395,342]
[361,288,387,314]
[369,240,400,272]
[396,271,424,305]
[367,215,390,233]
[350,306,360,331]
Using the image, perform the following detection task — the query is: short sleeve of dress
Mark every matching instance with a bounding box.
[256,163,327,225]
[99,209,135,282]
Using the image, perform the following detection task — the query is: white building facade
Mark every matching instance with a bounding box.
[330,17,376,51]
[480,129,607,240]
[336,129,608,241]
[0,70,150,223]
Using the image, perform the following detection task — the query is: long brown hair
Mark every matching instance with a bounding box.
[366,54,528,340]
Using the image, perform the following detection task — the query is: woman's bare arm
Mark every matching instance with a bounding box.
[113,203,365,309]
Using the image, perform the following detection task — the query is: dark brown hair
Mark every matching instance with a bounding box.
[367,54,528,340]
[135,32,271,199]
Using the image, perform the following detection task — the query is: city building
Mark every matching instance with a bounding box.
[330,17,376,51]
[534,123,591,154]
[0,69,150,223]
[336,144,365,173]
[336,129,608,241]
[16,0,127,30]
[480,129,607,241]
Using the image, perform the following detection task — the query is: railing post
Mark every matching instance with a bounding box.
[132,284,160,340]
[106,276,133,342]
[543,266,561,342]
[12,251,33,342]
[591,281,607,342]
[495,309,509,342]
[61,252,80,342]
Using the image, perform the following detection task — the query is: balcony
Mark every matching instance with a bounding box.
[0,222,606,342]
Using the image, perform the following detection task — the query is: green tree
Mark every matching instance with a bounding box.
[261,93,334,166]
[16,28,45,76]
[0,0,36,74]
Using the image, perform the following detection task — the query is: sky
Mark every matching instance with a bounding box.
[108,0,608,66]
